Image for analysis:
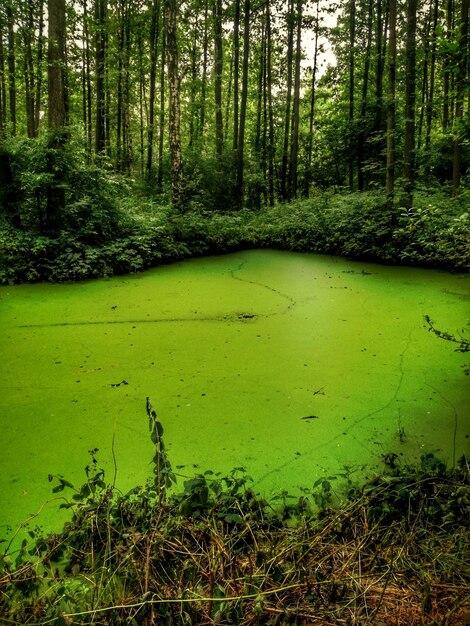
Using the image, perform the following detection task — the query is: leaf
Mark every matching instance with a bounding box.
[224,513,243,524]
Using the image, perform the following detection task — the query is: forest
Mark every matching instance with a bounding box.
[0,0,469,281]
[1,1,470,624]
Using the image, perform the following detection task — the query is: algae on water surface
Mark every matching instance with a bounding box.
[0,250,468,544]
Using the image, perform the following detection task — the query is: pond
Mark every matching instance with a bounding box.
[1,249,468,544]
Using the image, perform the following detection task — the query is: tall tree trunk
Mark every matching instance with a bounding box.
[34,0,45,136]
[385,0,397,211]
[213,0,224,160]
[165,0,185,211]
[6,2,16,135]
[147,0,160,176]
[0,19,6,132]
[235,0,250,207]
[82,0,92,154]
[452,0,469,195]
[157,7,166,192]
[372,0,387,172]
[116,0,124,168]
[24,0,36,138]
[357,0,372,191]
[188,13,199,148]
[417,8,431,151]
[95,0,106,154]
[348,0,356,190]
[233,0,240,151]
[443,0,453,130]
[403,0,417,209]
[280,0,294,200]
[47,0,67,233]
[288,0,302,199]
[425,0,438,159]
[198,0,208,143]
[304,0,320,197]
[266,0,275,206]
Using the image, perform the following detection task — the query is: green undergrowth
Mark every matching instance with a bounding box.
[1,400,469,625]
[1,186,469,284]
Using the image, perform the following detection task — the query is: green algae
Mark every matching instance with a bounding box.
[0,250,469,545]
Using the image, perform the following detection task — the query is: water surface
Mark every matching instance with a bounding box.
[1,250,468,543]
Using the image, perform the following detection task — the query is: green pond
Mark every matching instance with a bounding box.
[1,249,469,544]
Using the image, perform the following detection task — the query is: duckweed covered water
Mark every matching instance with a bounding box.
[1,250,469,543]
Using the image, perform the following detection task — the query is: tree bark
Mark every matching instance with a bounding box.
[235,0,250,207]
[94,0,106,154]
[288,0,302,199]
[213,0,224,160]
[47,0,67,232]
[443,0,453,130]
[266,0,275,206]
[357,0,372,191]
[304,0,320,197]
[233,0,240,151]
[165,0,185,211]
[348,0,356,191]
[403,0,417,209]
[452,0,469,195]
[280,0,294,200]
[385,0,397,212]
[6,2,16,135]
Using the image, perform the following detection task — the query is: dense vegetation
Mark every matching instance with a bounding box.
[0,0,469,281]
[1,401,469,625]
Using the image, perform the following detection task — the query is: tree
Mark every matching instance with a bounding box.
[6,1,16,135]
[213,0,224,161]
[385,0,397,212]
[452,0,469,195]
[165,0,185,211]
[95,0,106,154]
[235,0,250,207]
[403,0,417,209]
[46,0,67,232]
[348,0,356,191]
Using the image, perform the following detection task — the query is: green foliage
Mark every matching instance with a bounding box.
[1,185,468,284]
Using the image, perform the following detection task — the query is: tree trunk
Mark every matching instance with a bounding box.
[403,0,417,209]
[147,0,160,177]
[6,2,16,135]
[24,0,36,138]
[385,0,397,212]
[157,7,166,192]
[266,0,274,206]
[82,0,92,154]
[443,0,453,130]
[198,0,208,143]
[233,0,240,151]
[165,0,185,211]
[280,0,294,200]
[348,0,356,191]
[304,0,320,197]
[235,0,250,207]
[425,0,438,159]
[357,0,372,191]
[34,0,45,136]
[213,0,224,160]
[47,0,67,233]
[452,0,469,195]
[0,19,6,132]
[288,0,302,199]
[95,0,106,154]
